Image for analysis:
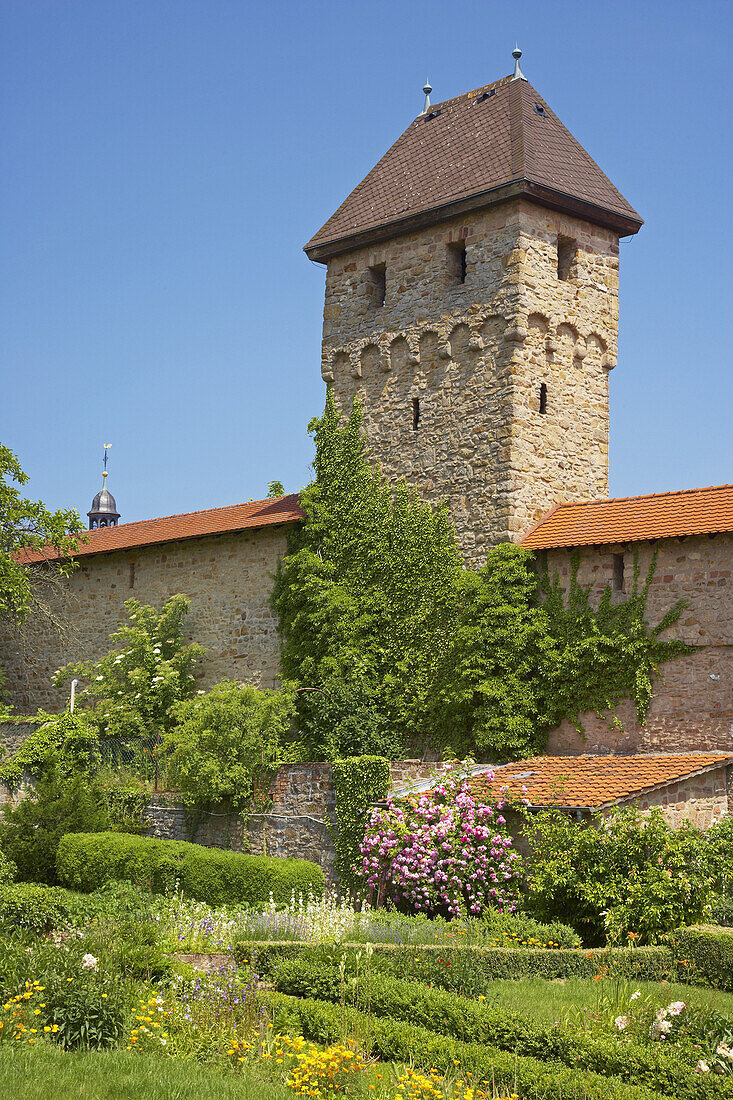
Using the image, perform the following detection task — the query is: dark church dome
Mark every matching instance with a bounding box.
[88,482,120,529]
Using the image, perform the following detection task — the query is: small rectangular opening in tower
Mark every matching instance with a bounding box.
[412,396,420,431]
[368,263,386,307]
[539,382,548,414]
[557,235,576,281]
[613,553,625,593]
[447,240,467,284]
[129,562,136,589]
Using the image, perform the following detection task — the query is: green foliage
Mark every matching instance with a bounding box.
[238,940,675,989]
[267,480,285,498]
[0,849,16,886]
[0,883,70,932]
[97,771,152,833]
[56,830,325,907]
[523,806,711,944]
[0,441,83,624]
[0,710,101,788]
[43,974,128,1051]
[432,547,553,757]
[0,766,110,884]
[54,594,205,742]
[270,993,669,1100]
[332,756,390,889]
[163,680,295,811]
[273,957,717,1099]
[539,553,691,730]
[272,391,463,759]
[273,392,692,761]
[669,925,733,991]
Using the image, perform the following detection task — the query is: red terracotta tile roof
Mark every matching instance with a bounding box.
[20,494,304,563]
[469,754,733,809]
[521,484,733,550]
[305,75,642,259]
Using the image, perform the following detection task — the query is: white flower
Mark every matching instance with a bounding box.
[630,991,641,1001]
[697,1061,710,1073]
[658,1019,672,1034]
[716,1043,733,1060]
[614,1016,628,1031]
[96,675,103,681]
[667,1001,685,1016]
[81,954,98,971]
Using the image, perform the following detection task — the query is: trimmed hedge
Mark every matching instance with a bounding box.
[669,924,733,991]
[272,957,727,1100]
[56,832,324,908]
[234,939,676,988]
[269,992,670,1100]
[0,883,71,933]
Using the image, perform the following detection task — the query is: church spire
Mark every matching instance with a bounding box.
[87,443,120,529]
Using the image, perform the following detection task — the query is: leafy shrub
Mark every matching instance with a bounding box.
[56,830,324,907]
[54,594,205,742]
[0,883,70,933]
[0,766,110,884]
[235,941,675,990]
[272,958,722,1099]
[0,711,100,789]
[523,805,710,944]
[97,771,152,833]
[0,849,16,886]
[331,756,390,889]
[669,925,733,991]
[163,680,295,811]
[270,993,669,1100]
[359,762,521,916]
[43,974,128,1051]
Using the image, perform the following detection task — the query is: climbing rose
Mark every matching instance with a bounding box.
[357,762,522,918]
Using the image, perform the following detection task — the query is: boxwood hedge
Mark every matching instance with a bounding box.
[56,831,324,907]
[235,939,676,988]
[272,957,726,1100]
[269,992,671,1100]
[669,924,733,991]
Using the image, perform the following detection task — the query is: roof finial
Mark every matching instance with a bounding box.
[420,79,432,116]
[102,442,111,485]
[511,45,526,81]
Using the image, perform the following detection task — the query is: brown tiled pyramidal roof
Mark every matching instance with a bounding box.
[469,754,733,809]
[305,74,642,260]
[20,494,304,563]
[521,484,733,550]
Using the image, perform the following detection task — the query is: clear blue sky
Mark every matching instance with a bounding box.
[2,0,731,524]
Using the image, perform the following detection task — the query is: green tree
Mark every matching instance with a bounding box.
[267,480,285,498]
[55,594,205,742]
[0,762,109,884]
[0,443,83,699]
[272,391,463,758]
[523,805,710,944]
[162,680,296,810]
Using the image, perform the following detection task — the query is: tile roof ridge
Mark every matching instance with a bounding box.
[541,482,733,513]
[111,492,301,530]
[422,73,514,114]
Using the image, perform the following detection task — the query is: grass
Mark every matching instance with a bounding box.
[0,1044,295,1100]
[485,976,733,1025]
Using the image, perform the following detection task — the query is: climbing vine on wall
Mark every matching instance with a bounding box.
[273,391,694,762]
[332,755,390,889]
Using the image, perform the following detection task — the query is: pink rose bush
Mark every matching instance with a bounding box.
[357,764,522,917]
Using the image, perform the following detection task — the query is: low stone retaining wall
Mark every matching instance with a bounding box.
[143,760,439,887]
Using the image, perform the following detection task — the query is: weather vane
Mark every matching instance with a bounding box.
[102,442,112,483]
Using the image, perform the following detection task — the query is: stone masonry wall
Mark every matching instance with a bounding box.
[617,764,732,830]
[0,525,292,714]
[322,199,619,562]
[544,534,733,754]
[143,761,441,888]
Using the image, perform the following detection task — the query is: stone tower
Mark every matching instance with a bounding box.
[304,54,642,561]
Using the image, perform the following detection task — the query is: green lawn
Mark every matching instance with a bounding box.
[486,976,733,1025]
[0,1044,294,1100]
